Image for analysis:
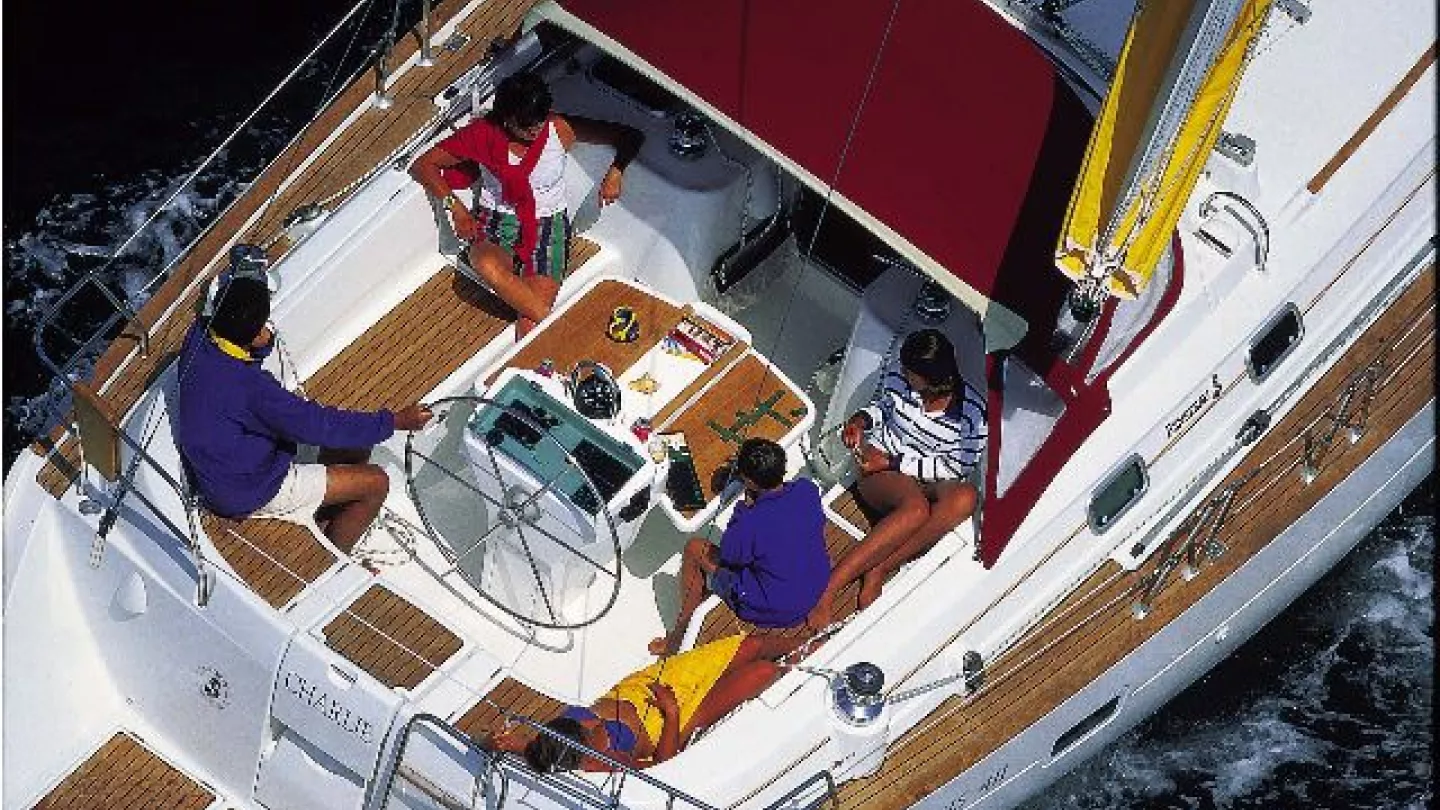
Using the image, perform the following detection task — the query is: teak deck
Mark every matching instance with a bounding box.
[200,514,336,610]
[827,266,1435,810]
[453,678,567,742]
[323,585,465,690]
[34,733,212,810]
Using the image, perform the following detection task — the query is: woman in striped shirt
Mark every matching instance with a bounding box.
[808,329,985,629]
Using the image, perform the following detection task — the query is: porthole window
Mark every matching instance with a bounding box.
[1088,456,1148,534]
[1051,696,1121,758]
[1247,304,1303,383]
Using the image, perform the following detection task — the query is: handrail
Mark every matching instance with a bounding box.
[33,275,149,381]
[375,712,719,810]
[1199,190,1270,269]
[374,714,509,810]
[375,710,842,810]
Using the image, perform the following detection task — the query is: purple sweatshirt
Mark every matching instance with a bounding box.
[175,323,394,517]
[716,478,830,627]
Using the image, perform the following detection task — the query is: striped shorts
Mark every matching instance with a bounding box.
[474,206,572,283]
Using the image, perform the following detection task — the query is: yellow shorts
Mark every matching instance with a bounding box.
[602,634,746,745]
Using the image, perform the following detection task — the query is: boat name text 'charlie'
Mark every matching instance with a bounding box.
[283,670,377,744]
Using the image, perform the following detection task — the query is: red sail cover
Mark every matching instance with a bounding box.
[558,0,1083,319]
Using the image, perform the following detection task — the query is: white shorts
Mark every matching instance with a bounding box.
[253,463,329,524]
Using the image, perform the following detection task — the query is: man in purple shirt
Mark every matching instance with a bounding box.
[176,276,431,552]
[649,438,830,657]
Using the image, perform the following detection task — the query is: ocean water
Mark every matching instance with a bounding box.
[1023,481,1434,810]
[2,2,1431,808]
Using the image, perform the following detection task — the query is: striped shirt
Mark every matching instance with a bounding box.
[861,370,987,481]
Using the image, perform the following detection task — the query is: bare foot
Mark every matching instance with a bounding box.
[857,572,884,610]
[648,632,681,657]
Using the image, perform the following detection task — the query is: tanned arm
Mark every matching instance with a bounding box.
[409,145,480,240]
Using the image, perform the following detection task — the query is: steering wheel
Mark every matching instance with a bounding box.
[569,360,621,420]
[402,396,624,630]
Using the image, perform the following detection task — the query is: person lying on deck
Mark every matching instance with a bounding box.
[409,70,644,337]
[489,634,784,772]
[175,276,432,552]
[807,329,986,629]
[649,437,830,657]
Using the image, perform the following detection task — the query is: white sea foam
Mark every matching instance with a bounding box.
[4,125,286,456]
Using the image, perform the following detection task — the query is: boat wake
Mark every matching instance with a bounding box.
[3,125,288,465]
[1029,481,1434,810]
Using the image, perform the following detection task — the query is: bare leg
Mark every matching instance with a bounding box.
[466,242,550,325]
[680,636,782,739]
[746,632,809,662]
[314,448,371,534]
[321,463,390,553]
[807,471,929,628]
[516,274,561,337]
[859,480,977,605]
[649,539,719,655]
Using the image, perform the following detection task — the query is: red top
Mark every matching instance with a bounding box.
[439,117,553,274]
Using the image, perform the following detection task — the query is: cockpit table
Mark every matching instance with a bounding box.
[480,275,814,534]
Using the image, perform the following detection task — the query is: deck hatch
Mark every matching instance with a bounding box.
[1087,455,1149,534]
[323,585,464,690]
[1246,303,1304,383]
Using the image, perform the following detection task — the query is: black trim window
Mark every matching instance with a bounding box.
[1247,304,1303,383]
[1088,456,1148,534]
[1051,696,1121,757]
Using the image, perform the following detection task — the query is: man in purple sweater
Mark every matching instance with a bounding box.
[649,438,830,657]
[176,277,431,551]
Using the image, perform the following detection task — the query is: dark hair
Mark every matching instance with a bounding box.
[899,329,959,395]
[492,71,552,129]
[209,276,270,345]
[524,717,585,773]
[736,437,786,490]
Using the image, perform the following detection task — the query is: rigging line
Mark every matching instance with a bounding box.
[736,0,905,472]
[252,0,384,246]
[124,0,378,300]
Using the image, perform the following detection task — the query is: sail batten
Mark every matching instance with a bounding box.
[1057,0,1273,299]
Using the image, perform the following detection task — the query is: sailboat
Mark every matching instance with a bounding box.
[5,1,1433,808]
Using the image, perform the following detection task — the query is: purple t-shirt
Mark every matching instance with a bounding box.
[716,478,829,627]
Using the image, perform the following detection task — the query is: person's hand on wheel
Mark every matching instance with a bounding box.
[394,404,434,431]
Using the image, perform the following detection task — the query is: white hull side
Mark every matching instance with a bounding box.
[911,402,1435,810]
